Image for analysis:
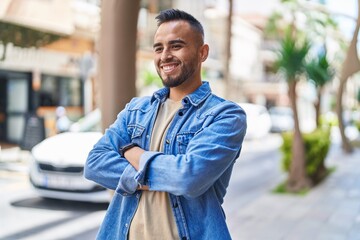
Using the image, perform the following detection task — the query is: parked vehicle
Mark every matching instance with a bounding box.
[237,103,272,140]
[29,131,111,203]
[268,106,294,133]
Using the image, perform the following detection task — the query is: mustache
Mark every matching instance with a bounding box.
[160,59,180,65]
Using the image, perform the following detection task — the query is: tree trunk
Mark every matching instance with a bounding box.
[336,0,360,153]
[99,0,140,131]
[224,0,233,100]
[336,76,353,152]
[314,87,322,128]
[287,80,311,192]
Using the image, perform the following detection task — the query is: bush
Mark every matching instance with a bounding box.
[280,127,331,184]
[355,121,360,132]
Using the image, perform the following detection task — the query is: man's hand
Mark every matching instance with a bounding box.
[124,146,148,191]
[124,146,145,171]
[138,185,149,191]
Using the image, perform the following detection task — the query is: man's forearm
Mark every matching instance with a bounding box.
[124,146,145,171]
[124,146,149,190]
[138,185,149,190]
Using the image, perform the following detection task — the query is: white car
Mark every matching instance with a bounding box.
[29,131,112,203]
[237,103,272,140]
[269,106,294,133]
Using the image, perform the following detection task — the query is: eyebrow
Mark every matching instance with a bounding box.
[153,39,186,49]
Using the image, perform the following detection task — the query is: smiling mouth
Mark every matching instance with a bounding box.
[161,63,179,73]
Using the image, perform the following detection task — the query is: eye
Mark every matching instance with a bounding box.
[154,47,163,53]
[171,44,182,50]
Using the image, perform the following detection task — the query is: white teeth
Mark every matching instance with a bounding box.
[163,65,176,72]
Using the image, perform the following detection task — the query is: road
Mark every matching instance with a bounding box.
[0,161,107,240]
[0,134,284,240]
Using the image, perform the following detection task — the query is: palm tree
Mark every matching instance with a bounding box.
[336,0,360,153]
[275,29,312,192]
[305,51,335,128]
[224,0,233,99]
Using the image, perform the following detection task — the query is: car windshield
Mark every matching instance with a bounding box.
[269,107,293,116]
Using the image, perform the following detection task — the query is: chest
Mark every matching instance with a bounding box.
[126,103,215,154]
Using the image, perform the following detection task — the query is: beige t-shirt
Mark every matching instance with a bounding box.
[128,98,182,240]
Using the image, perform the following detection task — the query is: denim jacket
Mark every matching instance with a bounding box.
[84,82,247,240]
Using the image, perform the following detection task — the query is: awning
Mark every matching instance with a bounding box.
[0,0,74,36]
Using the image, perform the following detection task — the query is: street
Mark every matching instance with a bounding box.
[0,168,108,240]
[0,134,284,240]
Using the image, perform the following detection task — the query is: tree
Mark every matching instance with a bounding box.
[99,0,140,131]
[336,0,360,153]
[224,0,233,99]
[305,51,335,128]
[265,0,342,192]
[275,29,312,192]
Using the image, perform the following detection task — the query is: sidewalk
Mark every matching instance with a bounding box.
[0,144,31,172]
[229,144,360,240]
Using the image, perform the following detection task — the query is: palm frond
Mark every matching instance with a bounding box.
[306,52,335,87]
[275,30,311,81]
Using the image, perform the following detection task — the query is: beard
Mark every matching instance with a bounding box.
[158,62,196,88]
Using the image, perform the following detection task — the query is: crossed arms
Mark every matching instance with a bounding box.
[84,102,246,198]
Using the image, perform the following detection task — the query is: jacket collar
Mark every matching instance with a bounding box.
[151,81,212,107]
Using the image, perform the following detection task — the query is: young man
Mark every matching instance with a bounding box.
[85,9,247,240]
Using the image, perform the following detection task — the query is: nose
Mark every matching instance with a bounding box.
[160,49,172,62]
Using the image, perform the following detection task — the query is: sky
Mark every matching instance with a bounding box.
[326,0,357,39]
[213,0,358,39]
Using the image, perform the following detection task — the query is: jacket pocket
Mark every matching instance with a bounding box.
[176,132,195,154]
[127,124,145,144]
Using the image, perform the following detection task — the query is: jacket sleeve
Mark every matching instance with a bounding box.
[84,104,134,192]
[135,102,247,199]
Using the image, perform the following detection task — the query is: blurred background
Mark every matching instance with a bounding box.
[1,0,360,239]
[0,0,359,145]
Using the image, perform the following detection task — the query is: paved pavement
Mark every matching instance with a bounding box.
[229,144,360,240]
[0,145,31,172]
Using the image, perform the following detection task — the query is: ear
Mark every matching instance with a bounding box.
[199,44,209,62]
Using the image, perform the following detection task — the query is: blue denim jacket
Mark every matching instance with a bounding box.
[84,82,247,240]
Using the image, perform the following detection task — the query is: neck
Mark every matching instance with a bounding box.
[169,80,202,101]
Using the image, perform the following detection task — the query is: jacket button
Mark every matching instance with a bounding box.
[182,237,187,240]
[173,202,178,208]
[178,112,184,116]
[166,139,170,144]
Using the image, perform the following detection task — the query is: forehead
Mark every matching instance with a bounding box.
[154,20,197,43]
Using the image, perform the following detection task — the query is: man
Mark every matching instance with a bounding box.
[85,9,247,240]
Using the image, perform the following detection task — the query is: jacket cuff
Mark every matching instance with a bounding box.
[116,165,138,195]
[134,151,162,186]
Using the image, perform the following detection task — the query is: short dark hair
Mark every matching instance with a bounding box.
[155,9,204,42]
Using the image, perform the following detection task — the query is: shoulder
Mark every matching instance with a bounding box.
[126,96,153,111]
[197,95,247,139]
[201,94,246,118]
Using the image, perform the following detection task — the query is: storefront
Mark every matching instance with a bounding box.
[0,0,99,146]
[0,68,83,145]
[0,70,32,144]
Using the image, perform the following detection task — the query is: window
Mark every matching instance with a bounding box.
[39,75,82,107]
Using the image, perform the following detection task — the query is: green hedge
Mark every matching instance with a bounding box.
[280,128,331,184]
[355,121,360,132]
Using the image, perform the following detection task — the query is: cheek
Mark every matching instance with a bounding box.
[154,58,160,68]
[181,50,199,63]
